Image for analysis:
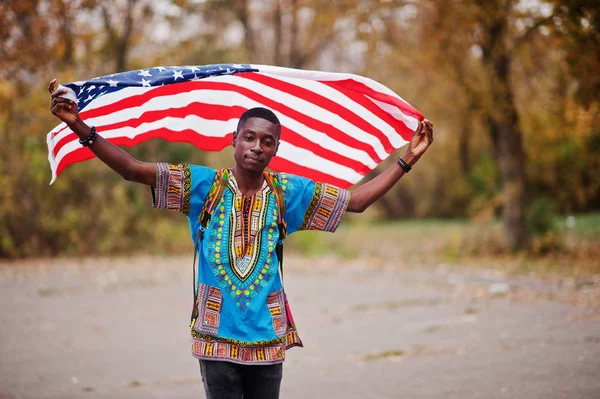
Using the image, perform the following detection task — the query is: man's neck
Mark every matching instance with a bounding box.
[231,165,264,196]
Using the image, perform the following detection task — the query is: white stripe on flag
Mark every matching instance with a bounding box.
[52,85,380,170]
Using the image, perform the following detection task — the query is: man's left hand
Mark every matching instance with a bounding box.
[402,119,434,166]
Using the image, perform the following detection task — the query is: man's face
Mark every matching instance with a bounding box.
[233,117,280,173]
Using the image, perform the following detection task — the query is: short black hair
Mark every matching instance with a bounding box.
[236,107,281,138]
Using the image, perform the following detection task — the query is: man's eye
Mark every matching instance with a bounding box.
[264,140,273,146]
[244,136,253,141]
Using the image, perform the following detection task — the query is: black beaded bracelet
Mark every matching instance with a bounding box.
[396,157,412,173]
[79,126,97,147]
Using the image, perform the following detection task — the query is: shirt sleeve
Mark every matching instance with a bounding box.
[151,163,216,216]
[281,173,351,235]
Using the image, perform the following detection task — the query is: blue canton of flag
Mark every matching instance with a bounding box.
[69,64,258,111]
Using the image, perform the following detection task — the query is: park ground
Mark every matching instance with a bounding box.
[1,218,599,399]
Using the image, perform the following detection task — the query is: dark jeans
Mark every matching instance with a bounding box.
[199,359,283,399]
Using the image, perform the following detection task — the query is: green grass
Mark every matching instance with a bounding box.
[152,212,599,276]
[554,213,600,239]
[285,217,468,261]
[283,213,600,276]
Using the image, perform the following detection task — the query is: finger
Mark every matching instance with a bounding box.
[51,103,68,115]
[51,88,69,98]
[426,123,434,144]
[51,100,71,111]
[52,100,74,111]
[422,119,432,132]
[421,119,428,135]
[52,97,69,104]
[52,97,75,106]
[414,120,423,135]
[421,119,432,136]
[52,101,74,111]
[48,79,56,94]
[52,102,76,116]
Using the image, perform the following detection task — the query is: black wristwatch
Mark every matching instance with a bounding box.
[396,157,412,173]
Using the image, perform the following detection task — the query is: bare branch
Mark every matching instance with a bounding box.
[235,0,255,60]
[514,13,558,47]
[292,30,339,68]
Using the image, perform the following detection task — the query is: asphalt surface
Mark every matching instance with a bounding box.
[1,255,599,399]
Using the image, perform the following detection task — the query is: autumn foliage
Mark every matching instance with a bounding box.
[0,0,598,258]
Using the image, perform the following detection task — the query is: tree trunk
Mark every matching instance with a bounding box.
[273,0,283,65]
[289,0,300,67]
[481,8,530,251]
[57,0,74,63]
[116,0,135,71]
[101,1,134,71]
[236,0,256,61]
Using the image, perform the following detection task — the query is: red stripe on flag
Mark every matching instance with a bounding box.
[324,79,423,121]
[53,82,207,142]
[269,157,353,189]
[240,73,395,153]
[53,102,246,157]
[279,126,371,175]
[56,134,356,188]
[55,130,233,178]
[56,148,96,177]
[53,103,370,176]
[217,78,383,163]
[77,83,198,120]
[72,79,383,164]
[321,81,416,142]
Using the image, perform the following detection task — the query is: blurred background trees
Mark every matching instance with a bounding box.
[0,0,598,258]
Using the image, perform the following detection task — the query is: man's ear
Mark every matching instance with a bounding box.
[274,140,280,157]
[232,131,237,147]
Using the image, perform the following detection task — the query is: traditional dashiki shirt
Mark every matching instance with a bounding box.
[152,163,351,365]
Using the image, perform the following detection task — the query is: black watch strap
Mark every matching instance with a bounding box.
[396,157,412,173]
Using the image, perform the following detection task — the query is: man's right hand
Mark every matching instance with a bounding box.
[46,78,157,186]
[49,79,79,126]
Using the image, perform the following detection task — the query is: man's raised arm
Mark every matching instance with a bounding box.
[48,79,156,186]
[346,119,434,213]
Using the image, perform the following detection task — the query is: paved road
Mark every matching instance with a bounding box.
[1,256,599,399]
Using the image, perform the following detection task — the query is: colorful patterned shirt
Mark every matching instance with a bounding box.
[152,163,351,365]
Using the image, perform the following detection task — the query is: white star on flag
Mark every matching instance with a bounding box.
[141,78,151,87]
[138,70,152,77]
[173,70,184,80]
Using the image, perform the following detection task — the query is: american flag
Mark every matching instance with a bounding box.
[47,64,423,187]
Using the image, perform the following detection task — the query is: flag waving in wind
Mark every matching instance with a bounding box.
[46,64,423,187]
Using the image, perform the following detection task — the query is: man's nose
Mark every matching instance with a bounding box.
[251,140,263,153]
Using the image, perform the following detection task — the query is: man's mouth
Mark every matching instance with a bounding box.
[246,156,263,164]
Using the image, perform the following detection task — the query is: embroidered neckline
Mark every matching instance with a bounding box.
[227,169,270,198]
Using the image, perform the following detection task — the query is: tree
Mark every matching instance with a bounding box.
[475,0,530,251]
[99,0,154,71]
